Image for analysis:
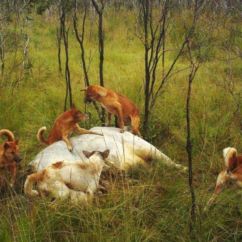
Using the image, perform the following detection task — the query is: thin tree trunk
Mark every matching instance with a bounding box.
[0,35,4,76]
[91,0,106,124]
[56,26,62,74]
[186,40,199,231]
[98,12,104,87]
[60,3,72,110]
[186,70,196,231]
[73,0,89,86]
[143,0,151,132]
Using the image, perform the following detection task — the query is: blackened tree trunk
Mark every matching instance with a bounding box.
[60,1,72,110]
[138,0,202,135]
[91,0,105,124]
[56,25,62,74]
[73,0,89,86]
[186,39,199,232]
[73,0,102,120]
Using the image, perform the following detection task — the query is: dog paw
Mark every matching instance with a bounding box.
[31,190,39,197]
[120,129,125,133]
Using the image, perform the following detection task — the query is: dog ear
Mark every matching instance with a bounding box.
[100,149,110,159]
[4,142,9,149]
[83,150,95,158]
[98,87,107,97]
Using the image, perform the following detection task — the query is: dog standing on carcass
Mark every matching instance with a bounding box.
[82,85,141,136]
[205,147,242,210]
[37,105,102,151]
[0,129,22,187]
[24,150,110,203]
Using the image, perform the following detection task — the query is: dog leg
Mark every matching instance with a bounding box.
[113,103,125,132]
[62,136,73,151]
[8,164,17,187]
[106,113,112,126]
[131,116,141,137]
[75,124,103,136]
[205,170,230,211]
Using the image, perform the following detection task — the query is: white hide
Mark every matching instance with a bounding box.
[36,152,106,202]
[30,127,186,171]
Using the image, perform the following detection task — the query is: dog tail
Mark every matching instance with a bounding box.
[223,147,238,172]
[24,172,43,197]
[37,126,49,145]
[0,129,15,141]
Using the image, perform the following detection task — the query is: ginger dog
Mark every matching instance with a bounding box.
[0,129,22,187]
[37,106,102,151]
[24,150,110,203]
[205,147,242,210]
[82,85,141,136]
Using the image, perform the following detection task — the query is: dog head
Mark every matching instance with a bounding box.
[83,85,108,103]
[70,105,88,122]
[83,149,110,171]
[3,140,22,163]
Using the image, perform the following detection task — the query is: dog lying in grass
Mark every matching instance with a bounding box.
[205,147,242,209]
[82,85,141,136]
[0,129,22,187]
[24,150,110,203]
[37,105,102,151]
[30,127,187,172]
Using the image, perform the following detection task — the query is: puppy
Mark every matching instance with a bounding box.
[24,150,110,203]
[0,129,22,187]
[205,147,242,209]
[37,106,102,151]
[82,85,141,136]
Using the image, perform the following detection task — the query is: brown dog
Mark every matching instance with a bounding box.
[0,129,22,187]
[205,147,242,210]
[82,85,141,136]
[37,106,102,151]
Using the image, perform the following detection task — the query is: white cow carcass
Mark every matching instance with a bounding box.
[30,127,186,172]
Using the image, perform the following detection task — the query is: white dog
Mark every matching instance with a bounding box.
[24,150,110,203]
[30,127,187,172]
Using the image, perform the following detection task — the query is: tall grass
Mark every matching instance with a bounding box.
[0,8,241,242]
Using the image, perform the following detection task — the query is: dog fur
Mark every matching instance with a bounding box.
[83,85,141,136]
[37,106,102,151]
[0,129,22,187]
[24,150,110,203]
[205,147,242,210]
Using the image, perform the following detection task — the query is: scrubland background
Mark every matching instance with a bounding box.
[0,1,241,241]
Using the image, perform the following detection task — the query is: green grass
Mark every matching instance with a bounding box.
[0,8,241,242]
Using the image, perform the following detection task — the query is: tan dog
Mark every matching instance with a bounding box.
[0,129,22,187]
[37,106,102,151]
[205,147,242,210]
[82,85,141,136]
[24,150,110,203]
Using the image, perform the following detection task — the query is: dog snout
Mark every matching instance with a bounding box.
[14,155,22,163]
